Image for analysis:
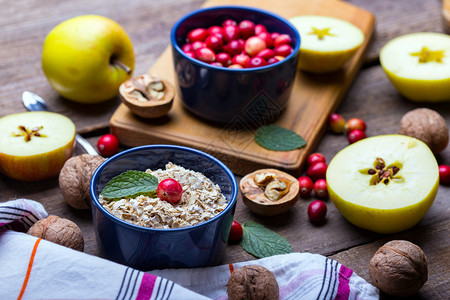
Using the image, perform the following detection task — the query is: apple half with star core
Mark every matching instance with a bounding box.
[289,15,364,73]
[326,134,439,234]
[42,15,135,103]
[380,32,450,102]
[0,111,76,181]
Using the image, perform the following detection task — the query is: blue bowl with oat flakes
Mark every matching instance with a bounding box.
[170,5,301,125]
[90,144,238,270]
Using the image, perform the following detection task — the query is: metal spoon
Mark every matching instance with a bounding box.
[22,91,98,155]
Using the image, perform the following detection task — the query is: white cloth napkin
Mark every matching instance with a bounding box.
[0,199,379,300]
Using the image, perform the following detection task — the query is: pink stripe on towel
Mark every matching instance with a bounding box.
[136,273,157,300]
[335,264,353,300]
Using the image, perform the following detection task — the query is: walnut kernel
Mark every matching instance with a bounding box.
[227,265,279,300]
[369,240,428,297]
[398,108,449,154]
[27,215,84,251]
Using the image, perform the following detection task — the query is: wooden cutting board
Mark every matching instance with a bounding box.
[110,0,375,176]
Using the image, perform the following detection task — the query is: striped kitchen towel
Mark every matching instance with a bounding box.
[0,199,379,300]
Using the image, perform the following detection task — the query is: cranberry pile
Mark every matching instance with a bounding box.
[180,19,294,68]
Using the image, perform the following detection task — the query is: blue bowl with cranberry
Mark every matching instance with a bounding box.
[170,6,300,125]
[90,144,238,270]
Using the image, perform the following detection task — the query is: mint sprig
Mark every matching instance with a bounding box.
[100,170,158,200]
[240,221,292,258]
[255,124,306,151]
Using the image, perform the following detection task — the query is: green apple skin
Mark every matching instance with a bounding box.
[0,112,76,181]
[380,32,450,102]
[42,15,135,104]
[326,134,439,234]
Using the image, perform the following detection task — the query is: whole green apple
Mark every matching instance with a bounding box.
[42,15,135,103]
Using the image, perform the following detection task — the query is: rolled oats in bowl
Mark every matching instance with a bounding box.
[100,162,228,229]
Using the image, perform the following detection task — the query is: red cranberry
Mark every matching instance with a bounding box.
[210,62,223,67]
[181,43,193,53]
[228,220,243,242]
[254,24,267,35]
[191,41,206,51]
[223,25,240,43]
[329,113,346,134]
[298,176,314,198]
[245,36,266,57]
[205,35,223,52]
[185,51,195,58]
[273,44,293,57]
[257,31,273,48]
[232,53,251,67]
[97,134,119,157]
[313,179,328,198]
[346,118,366,133]
[347,129,366,144]
[273,34,292,47]
[208,25,223,37]
[270,32,281,41]
[308,200,327,224]
[246,56,267,68]
[195,47,215,63]
[238,20,255,39]
[306,162,327,180]
[256,48,274,60]
[157,178,183,204]
[187,28,208,43]
[307,153,326,166]
[222,19,237,27]
[215,52,232,67]
[439,165,450,185]
[225,40,244,57]
[228,64,244,69]
[267,56,281,64]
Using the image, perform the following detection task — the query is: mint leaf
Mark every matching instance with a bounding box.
[240,221,292,258]
[100,170,158,200]
[255,124,306,151]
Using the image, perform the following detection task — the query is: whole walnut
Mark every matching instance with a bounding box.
[398,108,449,154]
[369,240,428,298]
[27,215,84,251]
[227,265,279,300]
[59,154,105,209]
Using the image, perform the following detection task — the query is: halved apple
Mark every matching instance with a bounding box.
[0,111,76,181]
[289,15,364,73]
[326,134,439,234]
[380,32,450,102]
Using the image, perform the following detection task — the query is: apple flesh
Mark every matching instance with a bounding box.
[42,15,135,103]
[380,32,450,102]
[0,111,76,181]
[326,134,439,234]
[289,15,364,73]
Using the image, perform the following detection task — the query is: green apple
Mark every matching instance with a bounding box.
[326,134,439,234]
[289,15,364,73]
[42,15,135,103]
[380,32,450,102]
[0,111,76,181]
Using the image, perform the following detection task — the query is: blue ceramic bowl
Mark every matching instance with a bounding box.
[90,145,238,270]
[170,6,300,124]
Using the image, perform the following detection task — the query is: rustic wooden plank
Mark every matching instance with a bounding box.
[0,0,203,133]
[110,0,376,176]
[330,219,450,299]
[347,0,445,64]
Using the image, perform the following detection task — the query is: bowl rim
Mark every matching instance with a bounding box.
[170,5,301,72]
[90,144,238,233]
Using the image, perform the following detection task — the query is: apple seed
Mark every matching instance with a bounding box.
[13,125,46,142]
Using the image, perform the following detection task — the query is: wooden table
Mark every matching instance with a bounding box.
[1,1,448,298]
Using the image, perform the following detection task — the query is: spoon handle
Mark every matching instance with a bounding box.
[76,133,99,155]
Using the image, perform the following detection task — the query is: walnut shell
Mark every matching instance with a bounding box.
[369,240,428,297]
[59,154,106,209]
[398,108,449,154]
[27,215,84,251]
[240,169,299,216]
[227,265,279,300]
